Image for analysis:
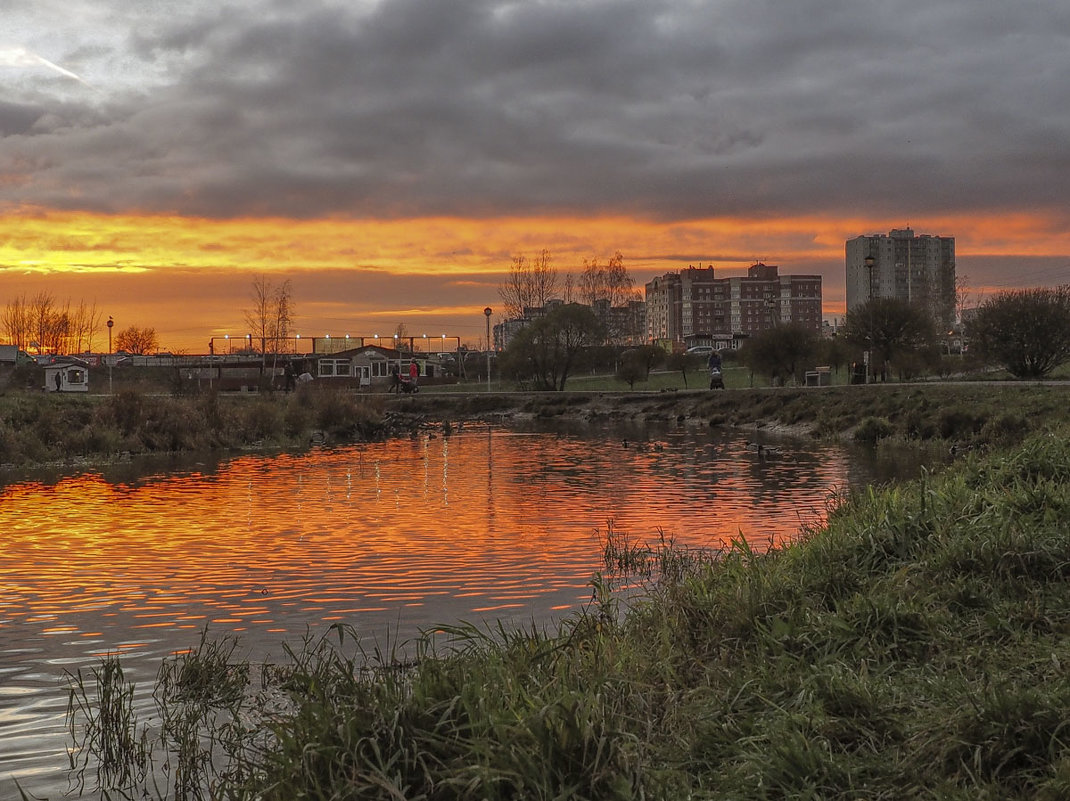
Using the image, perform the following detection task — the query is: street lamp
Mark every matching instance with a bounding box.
[107,316,114,395]
[484,307,493,391]
[864,255,876,383]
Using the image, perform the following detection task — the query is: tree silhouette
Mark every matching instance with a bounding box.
[498,250,558,319]
[743,323,818,385]
[500,304,603,390]
[970,286,1070,378]
[114,325,159,354]
[842,298,935,380]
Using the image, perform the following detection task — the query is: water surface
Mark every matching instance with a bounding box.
[0,421,917,797]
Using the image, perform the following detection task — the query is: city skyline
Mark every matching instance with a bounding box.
[3,1,1069,351]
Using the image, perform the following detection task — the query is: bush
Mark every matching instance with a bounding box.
[903,409,937,440]
[980,413,1030,447]
[938,408,983,440]
[241,400,285,442]
[853,416,894,444]
[970,286,1070,378]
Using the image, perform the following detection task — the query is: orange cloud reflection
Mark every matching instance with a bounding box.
[0,427,863,657]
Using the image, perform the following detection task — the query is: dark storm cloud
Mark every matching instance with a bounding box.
[4,0,1070,221]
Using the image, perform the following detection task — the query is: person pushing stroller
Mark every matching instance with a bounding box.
[708,350,724,390]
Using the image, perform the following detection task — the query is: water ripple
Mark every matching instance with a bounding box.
[0,421,906,797]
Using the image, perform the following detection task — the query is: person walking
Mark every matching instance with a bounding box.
[408,359,419,388]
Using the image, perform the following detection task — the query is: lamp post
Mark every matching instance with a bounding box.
[864,255,876,384]
[107,316,114,395]
[484,307,492,391]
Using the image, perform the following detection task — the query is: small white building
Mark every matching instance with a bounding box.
[44,359,90,393]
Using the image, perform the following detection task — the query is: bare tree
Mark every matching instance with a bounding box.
[3,294,103,354]
[530,249,558,309]
[578,252,634,307]
[2,295,30,350]
[244,275,295,383]
[498,250,559,319]
[68,300,102,353]
[605,252,636,308]
[244,275,294,352]
[115,325,159,354]
[578,252,640,344]
[30,292,59,353]
[562,271,575,303]
[955,273,972,326]
[578,257,603,307]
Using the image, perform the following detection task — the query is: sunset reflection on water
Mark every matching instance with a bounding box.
[0,422,880,795]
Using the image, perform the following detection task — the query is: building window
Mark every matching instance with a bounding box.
[318,359,351,378]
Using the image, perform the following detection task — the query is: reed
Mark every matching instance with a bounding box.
[66,654,149,799]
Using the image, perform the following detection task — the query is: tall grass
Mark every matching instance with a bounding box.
[66,428,1070,799]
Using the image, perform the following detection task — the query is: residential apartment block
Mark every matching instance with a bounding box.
[646,263,822,348]
[845,228,956,329]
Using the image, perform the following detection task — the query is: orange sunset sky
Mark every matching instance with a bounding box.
[4,1,1069,351]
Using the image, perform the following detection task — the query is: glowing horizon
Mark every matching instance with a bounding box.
[2,209,1068,352]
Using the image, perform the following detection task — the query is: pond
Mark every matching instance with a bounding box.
[0,419,927,798]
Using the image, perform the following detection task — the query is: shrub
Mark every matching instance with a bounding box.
[241,400,284,442]
[904,409,937,440]
[938,408,983,440]
[980,413,1030,447]
[853,416,894,444]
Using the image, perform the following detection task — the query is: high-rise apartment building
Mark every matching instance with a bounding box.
[845,228,956,328]
[645,271,682,344]
[646,263,822,346]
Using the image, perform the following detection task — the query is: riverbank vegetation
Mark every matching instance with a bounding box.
[0,385,387,469]
[2,381,1068,472]
[398,382,1067,450]
[67,426,1070,799]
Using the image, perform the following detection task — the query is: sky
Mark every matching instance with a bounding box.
[3,0,1069,352]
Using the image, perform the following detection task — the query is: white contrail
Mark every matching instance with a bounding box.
[0,45,94,88]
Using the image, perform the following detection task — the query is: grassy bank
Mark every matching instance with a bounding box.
[400,382,1067,448]
[68,429,1070,799]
